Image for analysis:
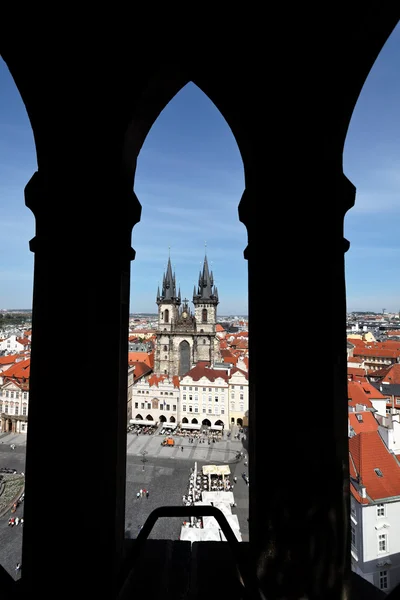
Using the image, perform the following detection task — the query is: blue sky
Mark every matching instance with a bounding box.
[0,24,399,315]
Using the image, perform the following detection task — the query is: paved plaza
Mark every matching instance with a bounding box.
[0,430,249,579]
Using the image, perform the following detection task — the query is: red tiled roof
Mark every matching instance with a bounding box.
[347,380,385,408]
[349,411,379,434]
[353,347,400,358]
[131,362,152,381]
[128,351,154,369]
[182,362,229,382]
[216,324,225,332]
[348,357,363,363]
[349,431,400,501]
[1,359,30,379]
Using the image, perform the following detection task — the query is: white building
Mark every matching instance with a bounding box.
[349,429,400,594]
[130,374,180,425]
[0,358,30,433]
[179,362,249,430]
[0,334,30,354]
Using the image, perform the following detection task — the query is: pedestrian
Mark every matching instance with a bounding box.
[233,476,237,483]
[136,492,140,499]
[15,563,21,573]
[181,446,183,452]
[146,490,149,499]
[140,488,143,497]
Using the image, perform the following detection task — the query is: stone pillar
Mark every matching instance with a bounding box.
[20,168,141,598]
[239,169,354,598]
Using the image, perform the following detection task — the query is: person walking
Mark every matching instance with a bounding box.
[146,490,149,499]
[136,492,140,499]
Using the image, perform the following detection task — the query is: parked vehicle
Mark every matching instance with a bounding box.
[161,437,175,447]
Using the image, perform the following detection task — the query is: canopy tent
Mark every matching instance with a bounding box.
[210,424,223,430]
[161,422,177,429]
[213,502,232,517]
[220,528,242,542]
[202,465,230,476]
[199,528,221,542]
[129,419,157,425]
[180,527,202,543]
[202,516,220,529]
[180,423,201,430]
[201,491,234,506]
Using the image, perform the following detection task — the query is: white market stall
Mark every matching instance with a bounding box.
[129,419,157,426]
[180,423,201,429]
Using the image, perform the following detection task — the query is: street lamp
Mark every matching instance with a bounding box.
[141,450,148,472]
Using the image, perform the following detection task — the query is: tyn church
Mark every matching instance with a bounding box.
[154,254,222,377]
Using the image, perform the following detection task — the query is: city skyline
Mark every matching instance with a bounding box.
[1,23,400,314]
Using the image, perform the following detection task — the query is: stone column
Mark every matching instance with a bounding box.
[239,170,354,598]
[21,168,141,598]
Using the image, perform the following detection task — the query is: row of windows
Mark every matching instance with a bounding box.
[182,385,244,391]
[2,405,28,415]
[182,405,225,414]
[182,394,244,401]
[137,390,174,395]
[134,402,177,411]
[0,391,28,399]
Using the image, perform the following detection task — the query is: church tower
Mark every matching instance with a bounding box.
[154,252,221,377]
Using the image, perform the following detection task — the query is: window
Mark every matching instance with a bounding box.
[183,387,186,391]
[215,397,218,402]
[378,533,387,553]
[375,468,384,477]
[189,387,192,391]
[166,405,170,411]
[208,396,212,403]
[183,394,186,401]
[208,408,212,414]
[160,392,163,395]
[240,386,243,390]
[379,571,388,591]
[195,406,198,413]
[356,414,363,422]
[189,406,192,412]
[209,388,212,392]
[189,395,193,401]
[396,398,400,405]
[203,388,206,392]
[5,405,9,414]
[202,408,206,413]
[6,391,9,398]
[231,392,235,399]
[195,387,198,391]
[22,406,27,416]
[194,395,198,402]
[23,392,27,400]
[240,394,244,401]
[10,392,14,398]
[134,402,138,409]
[173,405,176,411]
[182,405,186,412]
[231,402,235,411]
[141,403,144,409]
[221,408,225,414]
[377,504,385,517]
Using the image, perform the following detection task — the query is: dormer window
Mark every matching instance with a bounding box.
[356,415,363,422]
[374,468,383,478]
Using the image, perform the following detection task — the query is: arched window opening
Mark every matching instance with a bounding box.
[125,81,247,544]
[343,22,400,595]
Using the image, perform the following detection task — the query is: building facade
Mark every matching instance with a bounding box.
[154,254,222,377]
[130,374,180,424]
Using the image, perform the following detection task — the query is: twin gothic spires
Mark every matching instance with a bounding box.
[156,253,219,306]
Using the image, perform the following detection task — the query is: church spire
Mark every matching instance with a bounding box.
[193,253,219,306]
[157,253,180,305]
